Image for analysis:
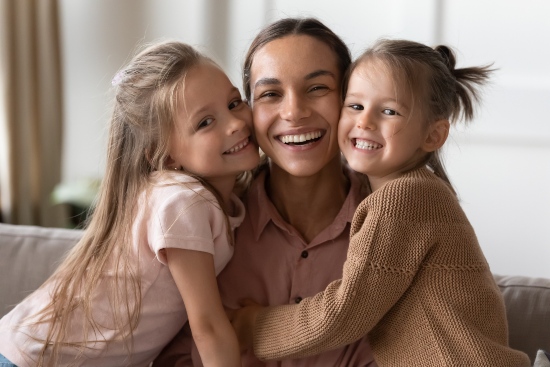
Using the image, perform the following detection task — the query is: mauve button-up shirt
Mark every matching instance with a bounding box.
[214,168,377,367]
[154,167,378,367]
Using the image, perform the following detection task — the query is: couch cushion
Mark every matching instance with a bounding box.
[0,223,83,318]
[495,274,550,363]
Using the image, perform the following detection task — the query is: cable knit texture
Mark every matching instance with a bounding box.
[253,167,531,367]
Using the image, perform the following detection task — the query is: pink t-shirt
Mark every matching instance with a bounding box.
[0,171,244,367]
[155,168,378,367]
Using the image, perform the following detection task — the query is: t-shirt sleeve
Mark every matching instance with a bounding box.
[150,190,219,265]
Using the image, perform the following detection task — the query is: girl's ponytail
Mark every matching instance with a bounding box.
[355,39,494,195]
[434,45,494,124]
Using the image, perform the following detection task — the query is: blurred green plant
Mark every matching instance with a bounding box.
[51,178,101,228]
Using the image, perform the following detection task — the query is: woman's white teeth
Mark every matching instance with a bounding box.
[226,138,249,154]
[355,139,382,150]
[279,131,322,144]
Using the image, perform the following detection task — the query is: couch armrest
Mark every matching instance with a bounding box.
[0,223,83,318]
[495,274,550,363]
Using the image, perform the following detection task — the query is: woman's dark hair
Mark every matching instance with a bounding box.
[242,17,352,101]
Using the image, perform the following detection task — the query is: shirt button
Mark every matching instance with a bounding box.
[301,251,308,258]
[295,297,303,304]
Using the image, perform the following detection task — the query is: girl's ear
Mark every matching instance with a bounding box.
[422,119,450,152]
[165,155,178,169]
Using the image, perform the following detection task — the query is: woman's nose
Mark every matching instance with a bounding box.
[280,93,310,122]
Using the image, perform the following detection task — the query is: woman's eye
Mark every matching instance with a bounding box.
[382,108,398,116]
[198,118,214,129]
[309,85,327,93]
[228,99,242,110]
[349,104,364,111]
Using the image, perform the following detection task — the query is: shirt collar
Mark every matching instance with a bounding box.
[246,166,368,242]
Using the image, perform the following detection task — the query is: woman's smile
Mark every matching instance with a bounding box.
[277,129,324,145]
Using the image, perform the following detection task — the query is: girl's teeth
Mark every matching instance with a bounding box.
[226,138,249,154]
[355,140,382,150]
[279,131,322,144]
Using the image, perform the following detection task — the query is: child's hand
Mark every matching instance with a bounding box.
[226,299,263,352]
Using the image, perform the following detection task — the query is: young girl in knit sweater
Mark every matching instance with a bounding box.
[230,39,531,367]
[0,40,259,367]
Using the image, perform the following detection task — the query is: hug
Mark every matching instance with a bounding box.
[0,17,544,367]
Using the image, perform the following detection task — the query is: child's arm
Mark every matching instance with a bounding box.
[165,247,241,367]
[239,176,443,360]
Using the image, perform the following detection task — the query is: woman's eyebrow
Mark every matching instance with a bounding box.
[305,70,336,80]
[254,77,280,89]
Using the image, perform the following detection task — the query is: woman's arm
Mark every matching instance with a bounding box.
[165,247,241,367]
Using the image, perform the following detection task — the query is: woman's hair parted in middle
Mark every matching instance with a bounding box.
[242,17,352,102]
[346,38,494,192]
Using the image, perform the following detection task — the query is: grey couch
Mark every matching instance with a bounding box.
[1,223,549,363]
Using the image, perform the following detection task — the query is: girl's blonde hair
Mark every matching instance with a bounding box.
[29,40,240,365]
[345,39,494,193]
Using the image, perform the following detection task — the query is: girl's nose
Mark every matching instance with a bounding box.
[227,115,246,135]
[356,113,376,130]
[280,93,310,122]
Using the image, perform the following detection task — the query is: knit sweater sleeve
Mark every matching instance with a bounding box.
[253,172,450,360]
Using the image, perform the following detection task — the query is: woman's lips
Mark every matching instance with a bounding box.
[277,130,324,145]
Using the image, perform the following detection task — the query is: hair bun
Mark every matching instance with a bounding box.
[435,45,456,71]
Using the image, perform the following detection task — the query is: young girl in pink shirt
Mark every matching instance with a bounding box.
[230,39,531,366]
[0,40,259,367]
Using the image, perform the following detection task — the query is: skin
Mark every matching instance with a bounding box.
[165,61,259,366]
[229,59,450,352]
[225,34,349,350]
[248,35,349,242]
[339,60,449,191]
[168,61,260,211]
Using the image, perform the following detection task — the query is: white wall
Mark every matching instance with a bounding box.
[58,0,550,278]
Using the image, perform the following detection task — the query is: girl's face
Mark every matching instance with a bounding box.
[169,62,259,188]
[338,61,435,188]
[248,35,342,177]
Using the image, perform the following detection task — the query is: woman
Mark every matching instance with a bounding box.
[154,18,377,367]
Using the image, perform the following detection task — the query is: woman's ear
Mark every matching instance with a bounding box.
[422,119,450,152]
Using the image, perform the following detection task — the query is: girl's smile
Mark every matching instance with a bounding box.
[338,60,431,190]
[169,62,260,195]
[353,138,383,151]
[223,136,253,154]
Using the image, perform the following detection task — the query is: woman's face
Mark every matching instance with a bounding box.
[248,35,342,177]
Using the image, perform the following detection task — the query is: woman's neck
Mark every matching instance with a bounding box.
[267,155,349,243]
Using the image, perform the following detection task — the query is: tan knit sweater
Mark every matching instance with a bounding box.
[253,168,530,366]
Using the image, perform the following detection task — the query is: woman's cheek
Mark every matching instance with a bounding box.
[252,106,273,148]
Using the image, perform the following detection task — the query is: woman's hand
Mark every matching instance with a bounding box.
[226,299,263,352]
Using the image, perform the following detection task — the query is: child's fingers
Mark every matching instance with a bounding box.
[224,306,236,321]
[239,298,261,307]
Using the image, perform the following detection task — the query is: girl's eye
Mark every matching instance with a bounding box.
[382,108,398,116]
[198,118,214,129]
[348,104,364,111]
[228,99,242,110]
